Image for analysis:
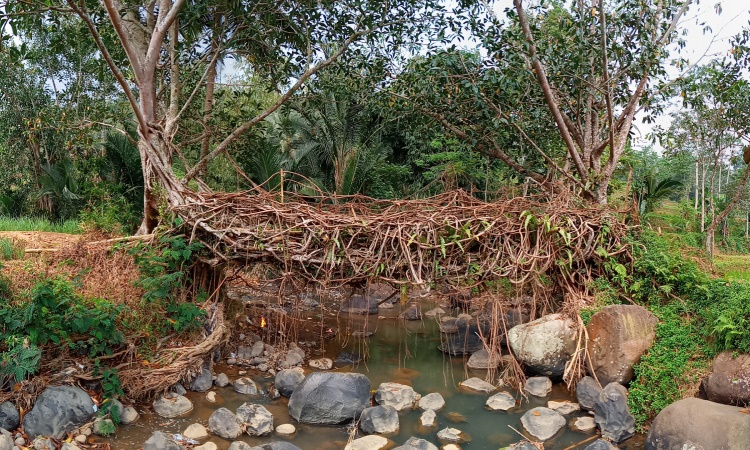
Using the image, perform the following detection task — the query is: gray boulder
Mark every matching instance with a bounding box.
[585,440,619,450]
[645,397,750,450]
[524,376,552,397]
[0,402,19,431]
[341,295,379,315]
[236,403,274,436]
[233,377,259,395]
[577,376,604,411]
[153,394,193,418]
[288,372,370,424]
[22,386,95,439]
[360,405,399,434]
[143,431,181,450]
[215,373,230,387]
[520,407,565,441]
[190,366,213,392]
[392,437,438,450]
[467,349,501,369]
[594,383,635,443]
[486,392,516,411]
[275,367,305,397]
[374,382,419,411]
[208,407,242,439]
[507,313,577,378]
[700,351,750,406]
[418,392,445,411]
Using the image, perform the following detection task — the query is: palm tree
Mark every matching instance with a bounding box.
[637,172,683,215]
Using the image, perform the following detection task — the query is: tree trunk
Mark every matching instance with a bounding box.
[694,159,699,210]
[198,13,222,181]
[701,161,706,232]
[706,223,715,258]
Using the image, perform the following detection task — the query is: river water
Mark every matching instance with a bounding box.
[103,303,643,449]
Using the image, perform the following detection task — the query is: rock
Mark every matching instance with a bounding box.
[16,436,26,446]
[288,372,371,424]
[594,383,635,443]
[22,386,96,439]
[60,444,81,450]
[577,376,604,411]
[341,295,379,315]
[520,407,565,441]
[281,348,305,368]
[215,373,230,387]
[0,403,18,431]
[507,313,577,378]
[93,419,115,436]
[423,307,445,318]
[345,435,390,450]
[243,443,302,450]
[442,445,460,450]
[645,397,750,450]
[143,431,181,450]
[466,349,500,370]
[249,341,265,358]
[206,391,217,402]
[236,403,273,436]
[352,330,374,338]
[437,427,466,443]
[505,442,538,450]
[0,435,11,450]
[360,405,399,435]
[374,382,420,411]
[335,351,365,366]
[418,392,446,411]
[233,377,259,395]
[587,305,657,385]
[444,412,466,423]
[275,367,305,397]
[547,401,580,415]
[571,416,596,432]
[183,423,208,440]
[584,440,618,450]
[195,443,218,450]
[275,423,296,435]
[700,351,750,406]
[153,394,193,418]
[121,406,139,424]
[400,305,422,320]
[420,409,437,427]
[33,437,55,450]
[208,407,242,439]
[524,377,552,397]
[485,392,515,411]
[191,366,214,392]
[459,377,495,393]
[309,358,333,370]
[171,383,187,396]
[439,317,490,355]
[393,437,438,450]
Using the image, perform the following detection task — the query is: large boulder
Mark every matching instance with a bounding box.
[360,405,399,435]
[288,372,370,424]
[0,402,19,431]
[593,383,635,443]
[645,397,750,450]
[701,351,750,406]
[275,367,305,397]
[143,431,181,450]
[507,314,577,378]
[520,407,565,441]
[374,382,419,411]
[341,295,379,315]
[237,403,274,436]
[22,386,95,439]
[439,316,490,355]
[208,407,242,439]
[587,305,657,385]
[153,394,193,418]
[190,366,214,392]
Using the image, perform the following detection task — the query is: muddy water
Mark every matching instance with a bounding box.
[104,307,643,450]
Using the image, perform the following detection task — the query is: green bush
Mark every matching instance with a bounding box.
[0,337,41,388]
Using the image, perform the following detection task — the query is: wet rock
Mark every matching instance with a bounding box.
[183,423,208,440]
[345,435,390,450]
[393,437,438,450]
[584,440,618,450]
[352,330,374,338]
[341,295,379,315]
[700,351,750,406]
[335,351,365,366]
[121,406,139,424]
[195,443,218,450]
[215,373,230,387]
[507,313,577,378]
[459,377,495,393]
[93,419,114,436]
[505,442,538,450]
[577,376,604,411]
[281,347,305,368]
[22,386,96,439]
[439,317,490,355]
[418,392,446,411]
[645,397,750,450]
[520,407,565,441]
[208,408,242,439]
[423,307,445,318]
[420,409,437,427]
[400,305,422,320]
[206,391,217,403]
[523,376,552,397]
[0,403,18,431]
[275,367,305,397]
[191,366,214,392]
[275,423,296,435]
[481,304,529,341]
[170,383,187,396]
[547,401,580,415]
[153,394,193,418]
[437,427,467,443]
[593,383,634,443]
[288,372,370,424]
[444,411,467,423]
[233,377,259,395]
[374,382,420,411]
[587,305,657,385]
[237,403,273,436]
[360,405,399,435]
[0,435,11,450]
[143,431,181,450]
[467,348,501,370]
[244,442,302,450]
[485,392,515,411]
[309,358,333,370]
[571,416,596,433]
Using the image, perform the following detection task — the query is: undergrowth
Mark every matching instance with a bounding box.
[0,216,81,233]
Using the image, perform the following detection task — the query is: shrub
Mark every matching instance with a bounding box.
[0,337,41,388]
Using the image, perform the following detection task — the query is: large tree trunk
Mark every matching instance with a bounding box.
[694,159,699,210]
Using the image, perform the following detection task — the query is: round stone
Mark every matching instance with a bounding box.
[275,424,296,435]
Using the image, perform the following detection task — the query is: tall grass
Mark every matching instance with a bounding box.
[0,216,81,234]
[0,238,24,261]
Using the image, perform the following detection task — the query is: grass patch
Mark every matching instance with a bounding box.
[714,254,750,281]
[0,238,25,261]
[0,216,81,233]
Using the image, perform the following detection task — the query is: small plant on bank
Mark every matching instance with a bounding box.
[95,361,125,425]
[0,337,41,389]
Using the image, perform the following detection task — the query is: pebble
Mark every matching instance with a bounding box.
[443,445,461,450]
[227,358,237,365]
[194,443,218,450]
[74,435,86,444]
[420,409,437,427]
[183,423,208,440]
[548,400,581,415]
[206,391,217,402]
[309,358,333,370]
[239,370,247,375]
[571,416,596,432]
[82,428,92,436]
[276,424,296,435]
[459,377,496,393]
[437,427,465,442]
[215,373,230,387]
[14,437,24,446]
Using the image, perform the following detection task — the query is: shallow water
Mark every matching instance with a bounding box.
[104,306,643,449]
